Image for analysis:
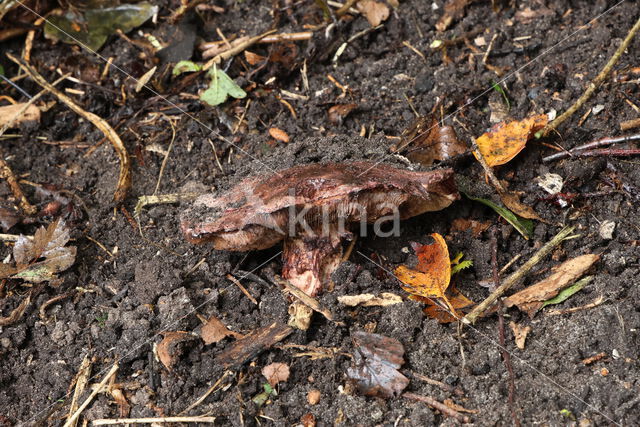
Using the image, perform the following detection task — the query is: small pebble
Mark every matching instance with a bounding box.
[307,389,321,405]
[599,220,615,240]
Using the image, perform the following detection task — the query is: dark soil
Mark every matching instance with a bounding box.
[1,0,639,425]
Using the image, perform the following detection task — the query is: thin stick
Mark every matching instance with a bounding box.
[0,148,37,215]
[226,274,258,305]
[203,30,276,70]
[67,355,92,427]
[620,117,640,131]
[63,363,119,427]
[492,227,521,427]
[546,295,605,315]
[538,15,640,138]
[8,54,131,203]
[259,32,313,43]
[153,116,176,195]
[542,133,640,162]
[463,226,576,324]
[545,148,640,160]
[92,416,216,425]
[180,371,232,414]
[274,277,344,326]
[403,392,471,424]
[409,371,464,397]
[335,0,360,15]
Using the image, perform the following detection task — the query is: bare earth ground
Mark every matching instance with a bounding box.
[1,0,639,425]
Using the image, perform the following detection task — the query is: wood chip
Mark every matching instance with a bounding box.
[216,322,292,367]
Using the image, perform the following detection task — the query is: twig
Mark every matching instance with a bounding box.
[403,392,471,424]
[92,416,216,425]
[463,226,576,324]
[203,30,277,70]
[537,15,640,138]
[545,148,640,160]
[8,54,132,203]
[274,277,344,326]
[39,290,76,321]
[0,148,37,215]
[153,115,177,195]
[259,32,313,43]
[226,274,258,305]
[63,363,119,427]
[409,371,464,397]
[546,295,605,315]
[492,227,521,427]
[542,133,640,162]
[620,117,640,131]
[67,355,92,427]
[180,370,232,414]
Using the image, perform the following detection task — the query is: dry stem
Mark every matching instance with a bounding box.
[463,226,576,324]
[8,54,131,203]
[537,15,640,138]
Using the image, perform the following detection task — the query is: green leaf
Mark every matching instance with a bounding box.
[200,65,246,106]
[462,192,534,239]
[251,383,276,406]
[172,60,201,76]
[44,2,158,51]
[451,260,473,275]
[541,276,592,309]
[491,80,510,110]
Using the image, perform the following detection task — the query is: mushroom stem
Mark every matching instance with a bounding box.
[281,227,344,297]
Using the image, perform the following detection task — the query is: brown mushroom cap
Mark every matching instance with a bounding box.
[181,161,458,251]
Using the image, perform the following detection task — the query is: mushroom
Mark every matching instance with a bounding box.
[181,161,459,297]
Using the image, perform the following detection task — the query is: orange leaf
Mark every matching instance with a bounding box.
[394,233,457,314]
[474,114,548,167]
[414,286,474,323]
[269,127,290,143]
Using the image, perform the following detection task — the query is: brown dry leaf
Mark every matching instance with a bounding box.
[394,234,455,312]
[200,315,241,345]
[244,50,266,65]
[0,103,41,129]
[269,127,290,143]
[262,362,290,387]
[498,189,543,221]
[328,103,357,125]
[347,331,409,398]
[450,218,491,237]
[509,321,532,350]
[504,254,599,318]
[436,0,473,32]
[157,331,194,370]
[400,115,466,167]
[356,0,390,26]
[418,285,474,323]
[474,114,548,167]
[1,219,77,283]
[337,292,402,307]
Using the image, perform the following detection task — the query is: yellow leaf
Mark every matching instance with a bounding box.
[474,114,548,167]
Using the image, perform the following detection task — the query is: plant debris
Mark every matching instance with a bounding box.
[200,65,247,107]
[504,255,599,318]
[337,293,403,307]
[156,331,195,371]
[262,362,290,387]
[0,103,40,129]
[396,114,466,166]
[199,315,242,345]
[215,322,292,368]
[474,114,548,167]
[395,234,474,322]
[347,331,409,398]
[44,2,158,51]
[0,219,76,284]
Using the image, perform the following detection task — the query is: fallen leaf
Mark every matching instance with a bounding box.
[436,0,473,32]
[395,234,474,321]
[356,0,390,26]
[0,204,21,231]
[172,60,202,76]
[504,254,599,317]
[0,219,77,284]
[328,103,357,125]
[462,192,534,239]
[0,103,41,129]
[347,331,409,398]
[399,115,466,167]
[474,114,548,167]
[509,321,531,350]
[450,218,491,237]
[262,362,290,387]
[540,276,593,309]
[337,292,403,307]
[157,331,194,370]
[244,50,266,66]
[216,322,292,367]
[200,65,246,106]
[269,127,290,143]
[44,2,158,51]
[498,189,543,222]
[200,315,241,345]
